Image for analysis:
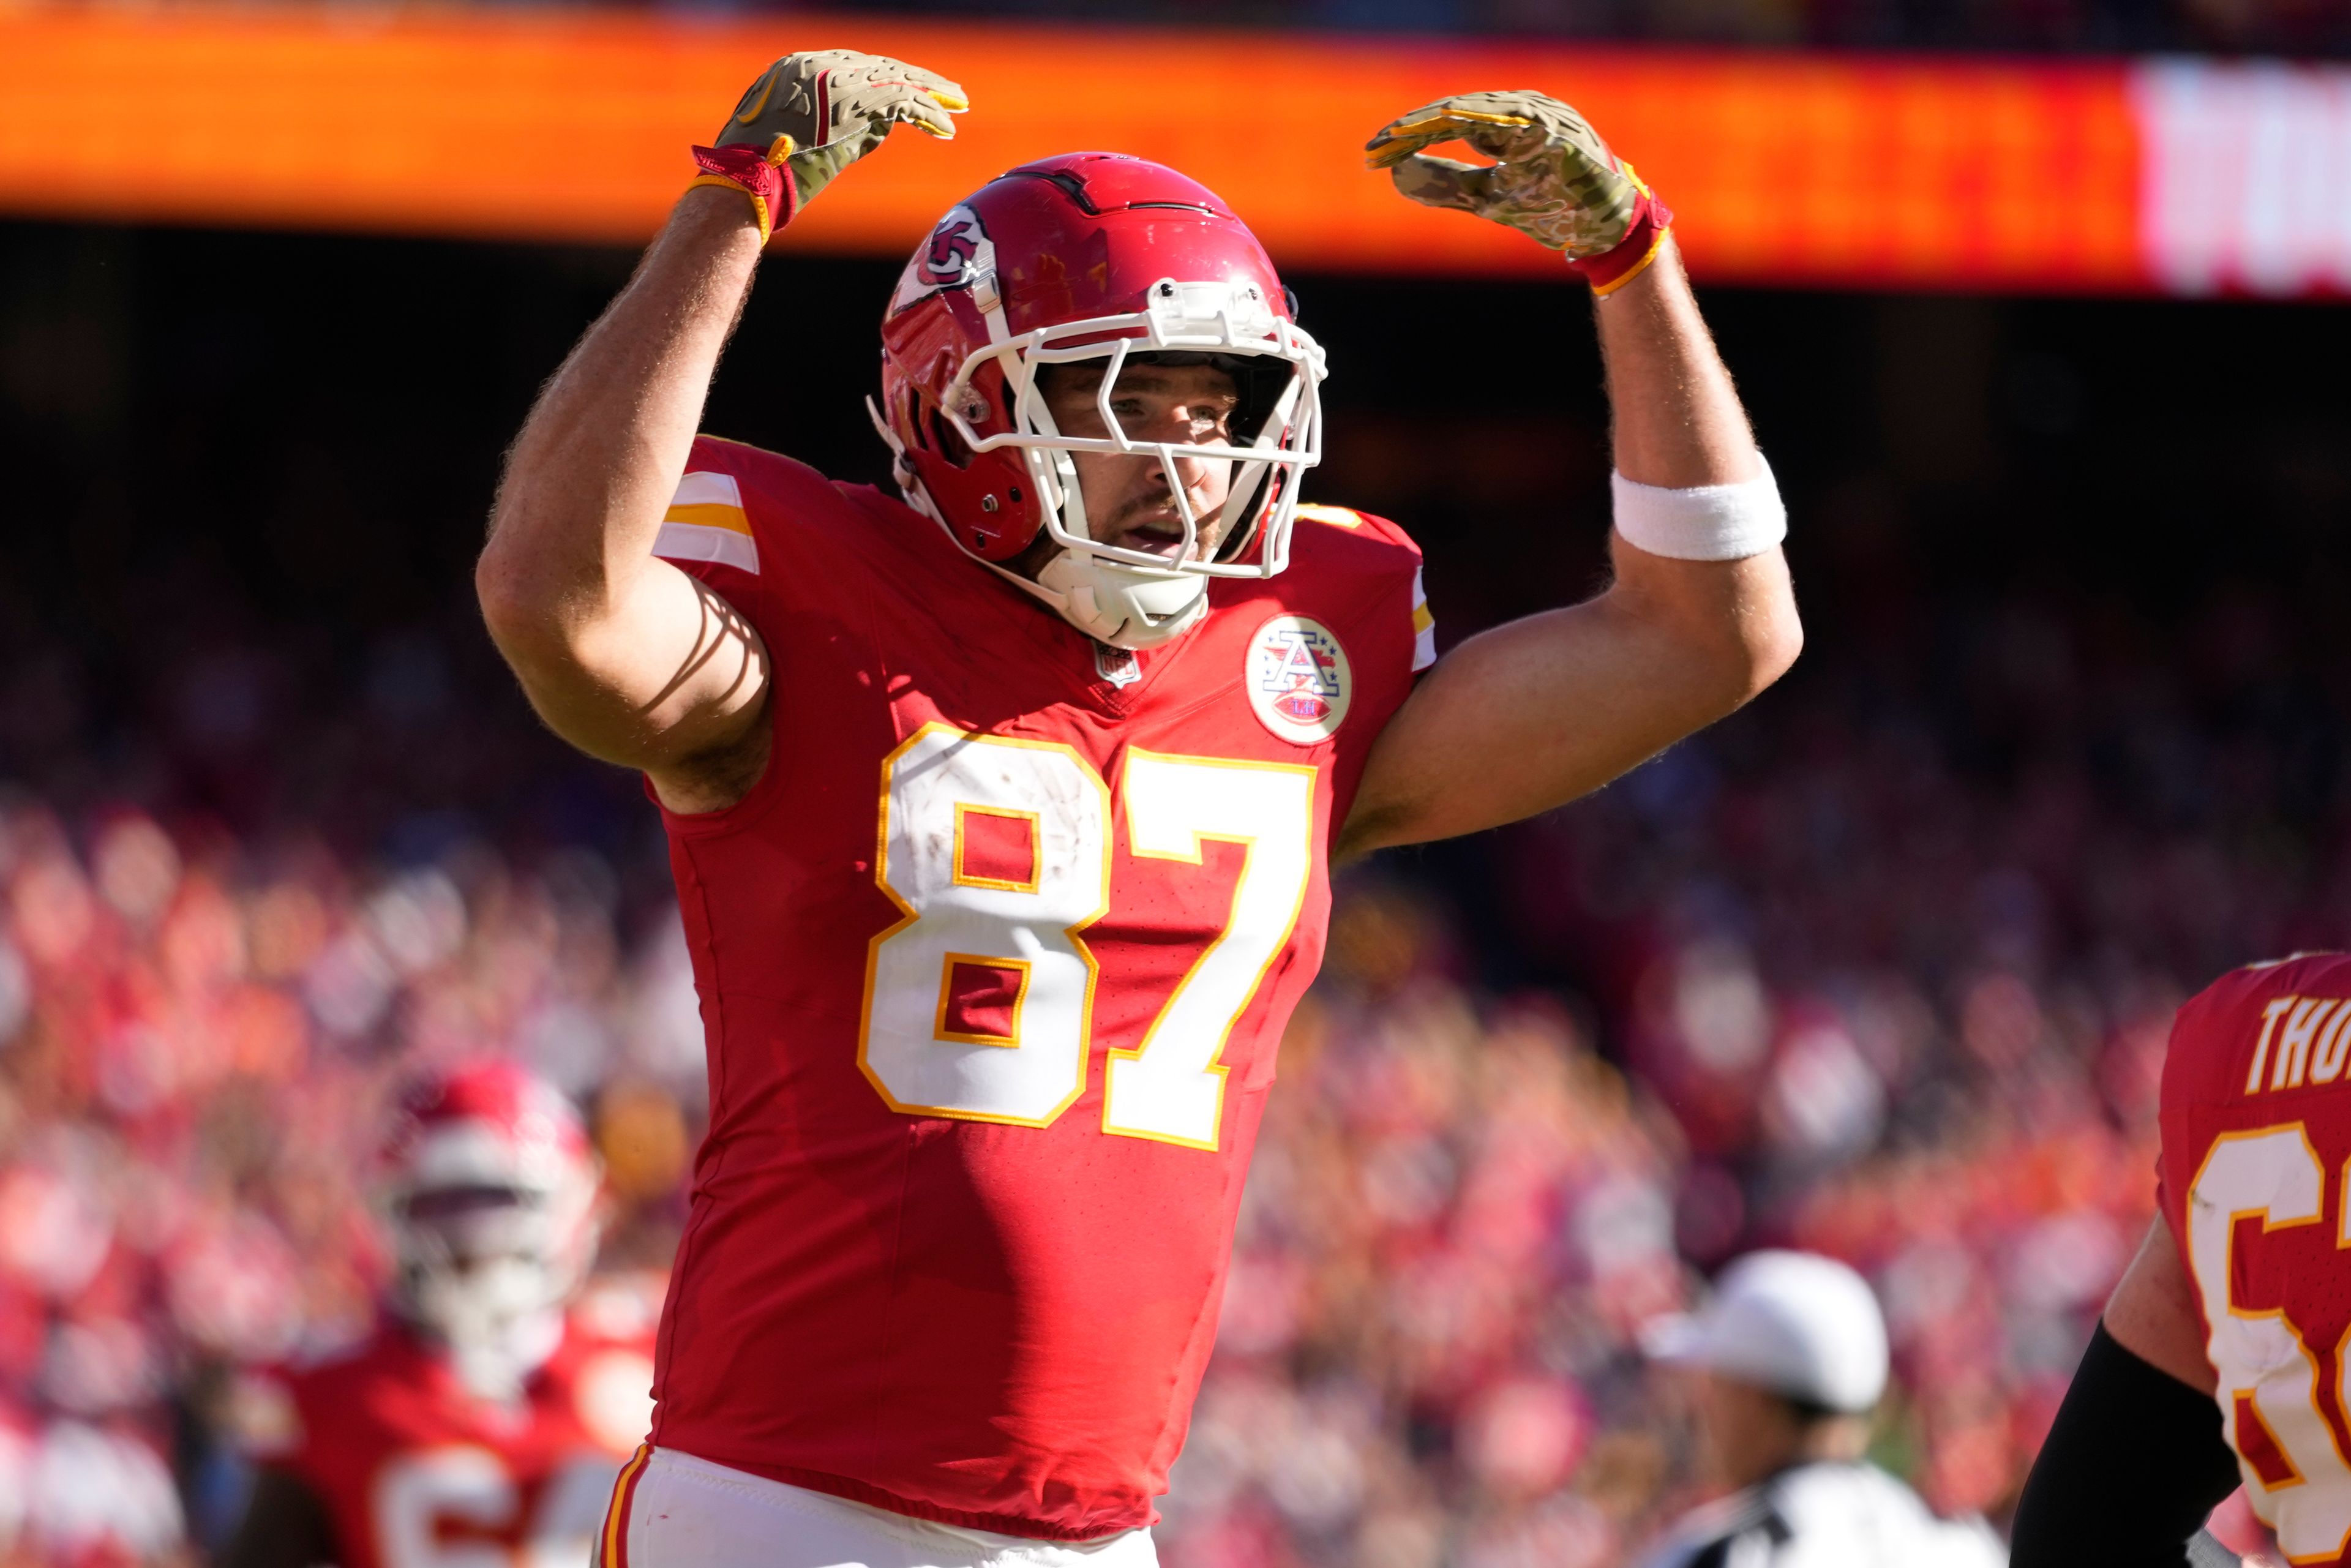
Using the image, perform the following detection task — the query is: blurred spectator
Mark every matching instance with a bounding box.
[4,228,2344,1563]
[1155,879,2155,1565]
[0,762,2164,1563]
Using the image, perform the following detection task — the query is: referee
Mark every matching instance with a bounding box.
[1635,1250,2007,1568]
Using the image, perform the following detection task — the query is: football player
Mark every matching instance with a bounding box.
[2012,956,2351,1566]
[474,50,1802,1567]
[217,1063,657,1568]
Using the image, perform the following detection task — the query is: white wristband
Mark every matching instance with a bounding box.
[1610,455,1787,562]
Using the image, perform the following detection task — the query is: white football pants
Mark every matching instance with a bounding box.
[600,1446,1160,1568]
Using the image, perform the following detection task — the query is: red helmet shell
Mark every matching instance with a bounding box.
[381,1060,590,1177]
[378,1060,601,1344]
[880,152,1295,563]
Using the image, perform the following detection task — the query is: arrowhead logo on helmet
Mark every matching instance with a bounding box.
[870,152,1329,651]
[922,207,988,287]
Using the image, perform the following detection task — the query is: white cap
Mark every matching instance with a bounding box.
[1641,1249,1889,1413]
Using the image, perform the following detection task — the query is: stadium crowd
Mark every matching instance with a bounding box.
[4,220,2341,1562]
[2,560,2291,1563]
[0,798,2158,1568]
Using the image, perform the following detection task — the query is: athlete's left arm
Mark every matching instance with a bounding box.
[1339,92,1799,857]
[2010,1217,2241,1565]
[1338,245,1799,857]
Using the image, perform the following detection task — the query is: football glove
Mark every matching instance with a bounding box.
[689,50,969,245]
[1365,91,1672,294]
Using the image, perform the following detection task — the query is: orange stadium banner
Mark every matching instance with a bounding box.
[1,5,2347,295]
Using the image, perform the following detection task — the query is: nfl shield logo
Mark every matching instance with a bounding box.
[1247,614,1352,745]
[1094,643,1142,689]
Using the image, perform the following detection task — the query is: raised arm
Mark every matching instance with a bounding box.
[476,189,767,808]
[474,51,963,812]
[1339,93,1801,857]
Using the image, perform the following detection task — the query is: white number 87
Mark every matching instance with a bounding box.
[858,724,1314,1150]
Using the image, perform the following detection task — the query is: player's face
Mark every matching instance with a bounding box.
[1038,360,1240,561]
[401,1184,539,1270]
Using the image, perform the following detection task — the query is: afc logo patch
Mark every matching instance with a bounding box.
[1247,614,1352,745]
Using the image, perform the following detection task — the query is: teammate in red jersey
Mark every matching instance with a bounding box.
[217,1063,658,1568]
[2011,955,2351,1566]
[474,51,1802,1566]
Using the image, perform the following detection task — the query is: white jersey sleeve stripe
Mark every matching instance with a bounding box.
[653,521,760,576]
[670,470,744,510]
[664,471,752,539]
[1410,566,1436,672]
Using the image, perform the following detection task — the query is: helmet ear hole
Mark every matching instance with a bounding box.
[921,403,976,469]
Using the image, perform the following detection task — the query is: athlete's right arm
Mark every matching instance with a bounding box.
[2011,1218,2241,1566]
[476,51,964,811]
[476,190,771,808]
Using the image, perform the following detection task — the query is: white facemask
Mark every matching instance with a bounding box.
[407,1256,565,1402]
[873,277,1327,653]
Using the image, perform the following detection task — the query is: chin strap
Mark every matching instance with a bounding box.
[1033,550,1208,649]
[866,394,920,491]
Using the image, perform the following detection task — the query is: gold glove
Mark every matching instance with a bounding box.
[690,50,968,242]
[1367,90,1671,291]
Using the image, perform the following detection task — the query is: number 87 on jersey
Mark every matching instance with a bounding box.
[859,724,1318,1151]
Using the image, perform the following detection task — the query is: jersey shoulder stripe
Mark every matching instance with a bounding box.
[1409,565,1435,672]
[653,435,888,588]
[654,470,758,575]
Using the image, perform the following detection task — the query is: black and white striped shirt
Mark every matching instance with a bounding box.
[1637,1462,2006,1568]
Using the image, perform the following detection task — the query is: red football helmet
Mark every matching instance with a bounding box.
[376,1062,601,1389]
[874,152,1327,648]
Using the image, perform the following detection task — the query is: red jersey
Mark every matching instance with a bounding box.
[643,437,1432,1539]
[234,1285,659,1568]
[2159,952,2351,1566]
